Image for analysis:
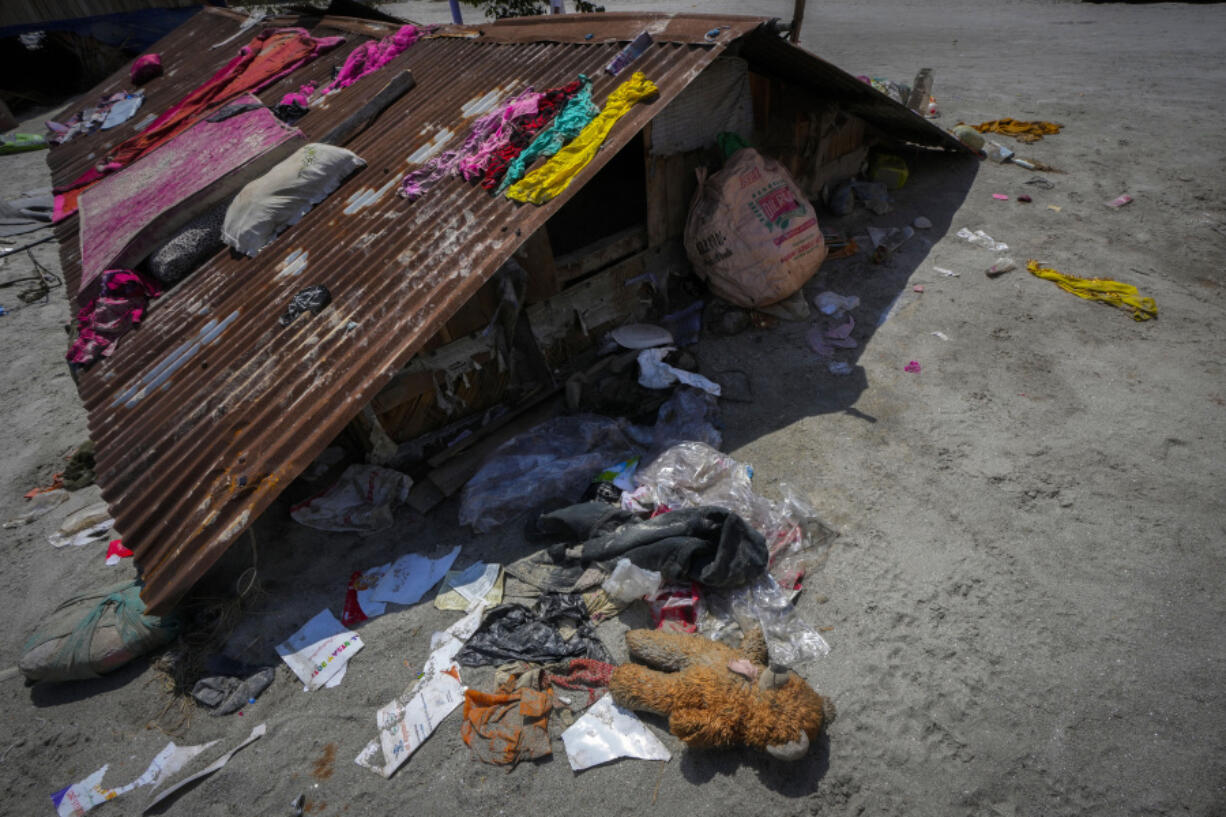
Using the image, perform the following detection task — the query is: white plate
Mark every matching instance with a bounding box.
[610,323,673,349]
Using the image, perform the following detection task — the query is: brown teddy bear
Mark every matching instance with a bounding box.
[609,627,833,760]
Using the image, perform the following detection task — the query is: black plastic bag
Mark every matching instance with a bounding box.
[457,594,610,667]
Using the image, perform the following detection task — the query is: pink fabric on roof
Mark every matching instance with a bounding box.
[130,53,162,84]
[67,269,162,367]
[278,81,315,108]
[399,88,540,201]
[53,28,343,220]
[319,25,420,95]
[456,90,543,181]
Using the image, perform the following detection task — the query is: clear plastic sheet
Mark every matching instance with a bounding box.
[601,558,661,603]
[459,415,640,533]
[631,442,833,588]
[700,575,830,666]
[631,442,836,664]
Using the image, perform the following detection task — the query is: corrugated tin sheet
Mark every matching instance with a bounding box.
[50,8,963,614]
[52,9,755,613]
[738,29,968,153]
[0,0,200,30]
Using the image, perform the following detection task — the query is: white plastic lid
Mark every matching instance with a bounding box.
[610,323,674,350]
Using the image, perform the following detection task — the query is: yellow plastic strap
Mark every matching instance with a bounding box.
[506,72,658,205]
[1026,260,1157,321]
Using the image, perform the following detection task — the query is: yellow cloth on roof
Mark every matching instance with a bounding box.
[973,118,1062,142]
[1026,260,1157,321]
[506,72,658,205]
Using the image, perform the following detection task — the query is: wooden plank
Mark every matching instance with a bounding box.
[644,121,670,247]
[526,249,653,371]
[517,226,561,305]
[370,368,435,415]
[320,70,416,146]
[553,224,648,282]
[789,0,807,44]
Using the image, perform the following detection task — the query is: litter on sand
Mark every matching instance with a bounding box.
[370,546,461,606]
[971,118,1062,142]
[344,546,463,624]
[104,539,133,565]
[986,257,1017,278]
[434,562,504,611]
[1026,260,1157,321]
[904,360,922,373]
[51,739,220,817]
[932,331,950,341]
[560,693,671,770]
[289,464,412,534]
[1106,194,1133,208]
[355,604,487,778]
[934,266,959,277]
[276,609,364,691]
[955,228,1008,252]
[637,347,721,396]
[142,723,266,813]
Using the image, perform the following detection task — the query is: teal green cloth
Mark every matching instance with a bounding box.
[497,75,599,195]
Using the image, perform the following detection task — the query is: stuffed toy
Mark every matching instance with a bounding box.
[609,627,833,760]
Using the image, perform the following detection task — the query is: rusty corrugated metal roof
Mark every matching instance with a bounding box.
[50,8,963,614]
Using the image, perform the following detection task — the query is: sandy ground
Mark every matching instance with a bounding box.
[2,0,1225,815]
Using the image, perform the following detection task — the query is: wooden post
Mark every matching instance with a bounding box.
[789,0,806,44]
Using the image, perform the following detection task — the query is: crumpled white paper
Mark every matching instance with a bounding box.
[355,604,486,778]
[637,348,721,396]
[561,694,671,771]
[276,609,364,691]
[370,546,460,606]
[444,561,500,605]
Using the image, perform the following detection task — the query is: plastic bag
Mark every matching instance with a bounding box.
[601,558,661,604]
[637,348,721,395]
[955,227,1008,252]
[3,489,69,528]
[633,442,833,584]
[701,575,830,666]
[223,143,365,256]
[684,148,828,308]
[459,415,641,534]
[765,483,835,590]
[813,291,860,317]
[632,442,835,661]
[641,387,722,454]
[290,463,411,534]
[633,441,769,529]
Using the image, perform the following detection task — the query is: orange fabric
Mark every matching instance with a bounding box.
[460,688,552,767]
[24,473,64,499]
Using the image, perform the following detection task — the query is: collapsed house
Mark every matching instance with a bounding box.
[46,7,963,615]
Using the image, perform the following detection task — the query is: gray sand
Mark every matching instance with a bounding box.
[1,1,1224,815]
